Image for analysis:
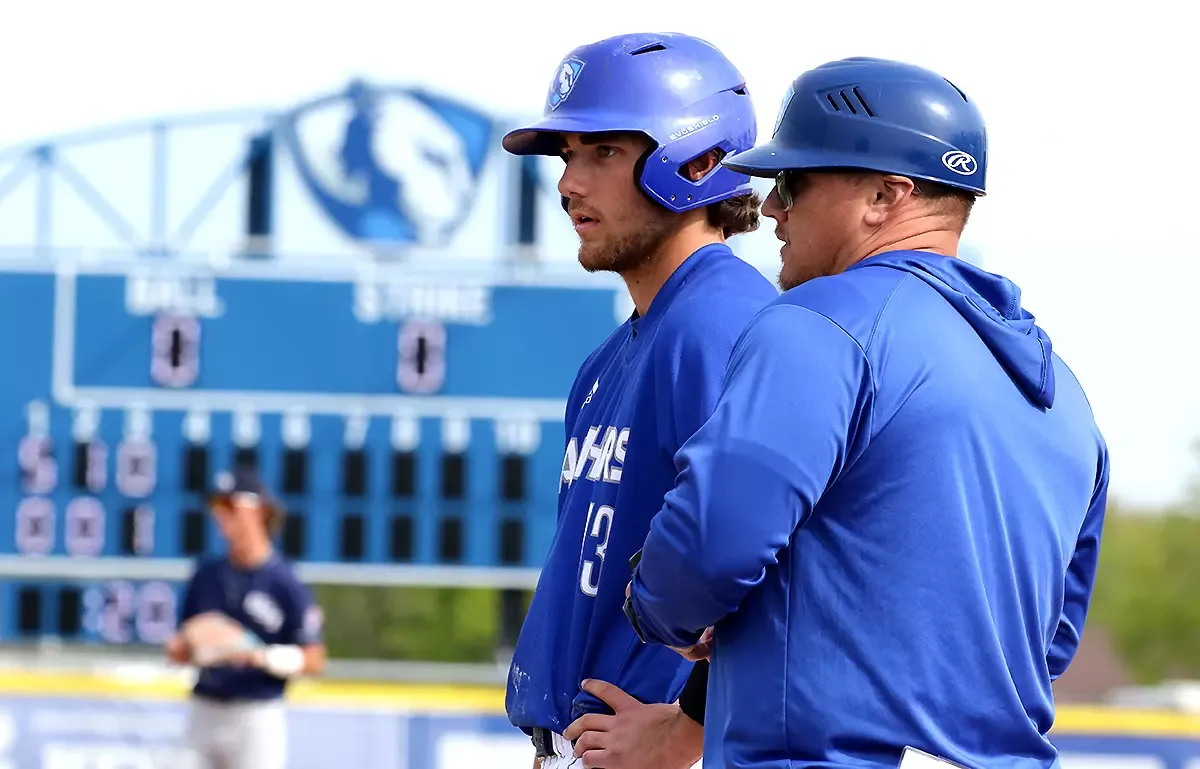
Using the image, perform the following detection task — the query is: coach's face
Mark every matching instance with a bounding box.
[762,171,871,291]
[558,131,677,274]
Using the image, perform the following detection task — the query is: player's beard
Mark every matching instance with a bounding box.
[577,210,677,275]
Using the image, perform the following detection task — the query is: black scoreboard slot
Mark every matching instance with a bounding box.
[181,508,207,555]
[499,518,524,565]
[233,447,258,472]
[282,514,305,559]
[500,454,527,502]
[17,586,41,635]
[119,507,137,555]
[389,514,414,561]
[282,448,307,495]
[391,450,416,498]
[184,445,209,493]
[438,516,464,563]
[342,449,367,497]
[72,441,91,490]
[441,453,466,500]
[57,586,82,637]
[340,514,365,561]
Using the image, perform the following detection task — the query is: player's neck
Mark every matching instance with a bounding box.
[229,539,273,569]
[622,226,725,317]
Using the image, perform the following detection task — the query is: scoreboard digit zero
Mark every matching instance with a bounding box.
[0,254,626,646]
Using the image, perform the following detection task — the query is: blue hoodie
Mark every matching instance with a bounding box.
[629,250,1110,769]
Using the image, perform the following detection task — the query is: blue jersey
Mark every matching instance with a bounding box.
[630,250,1110,768]
[506,244,778,733]
[179,552,323,702]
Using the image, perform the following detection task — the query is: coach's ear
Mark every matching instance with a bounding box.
[863,174,918,228]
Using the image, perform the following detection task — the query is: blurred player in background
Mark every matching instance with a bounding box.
[623,57,1111,769]
[500,31,778,769]
[166,468,326,769]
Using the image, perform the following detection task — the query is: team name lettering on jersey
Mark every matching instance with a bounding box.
[561,425,630,489]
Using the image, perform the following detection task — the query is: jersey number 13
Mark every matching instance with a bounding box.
[580,502,614,598]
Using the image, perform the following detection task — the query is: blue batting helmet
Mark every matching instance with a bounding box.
[502,32,757,213]
[723,57,987,195]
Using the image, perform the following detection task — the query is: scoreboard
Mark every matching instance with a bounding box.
[0,253,626,646]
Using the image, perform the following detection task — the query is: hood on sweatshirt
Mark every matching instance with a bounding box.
[855,250,1055,410]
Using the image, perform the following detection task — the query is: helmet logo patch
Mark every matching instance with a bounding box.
[549,58,586,111]
[941,150,978,176]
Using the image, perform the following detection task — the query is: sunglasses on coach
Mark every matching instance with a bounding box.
[774,170,801,210]
[775,168,928,210]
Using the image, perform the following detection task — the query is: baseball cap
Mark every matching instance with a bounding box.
[207,467,282,514]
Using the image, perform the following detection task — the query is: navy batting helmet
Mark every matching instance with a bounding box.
[502,32,757,213]
[723,57,987,195]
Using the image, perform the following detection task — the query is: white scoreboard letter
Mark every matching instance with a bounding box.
[65,497,105,557]
[151,315,200,388]
[397,320,446,394]
[116,440,157,498]
[496,413,542,455]
[82,440,108,493]
[135,581,177,644]
[344,409,369,450]
[441,413,471,453]
[132,504,155,555]
[21,399,56,494]
[15,498,54,555]
[18,435,57,495]
[232,406,261,447]
[183,409,211,444]
[118,404,157,498]
[282,408,311,449]
[99,580,135,644]
[390,411,419,451]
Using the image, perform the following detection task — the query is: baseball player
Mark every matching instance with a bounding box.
[500,32,779,769]
[165,467,326,769]
[622,57,1111,769]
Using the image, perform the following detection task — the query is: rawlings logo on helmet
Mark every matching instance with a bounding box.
[548,57,586,111]
[941,150,978,176]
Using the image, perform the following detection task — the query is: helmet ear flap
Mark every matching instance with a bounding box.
[632,144,659,208]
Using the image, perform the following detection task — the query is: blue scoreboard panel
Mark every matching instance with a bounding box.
[0,256,624,646]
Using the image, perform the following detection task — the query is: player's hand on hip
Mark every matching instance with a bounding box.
[564,679,703,769]
[670,627,713,662]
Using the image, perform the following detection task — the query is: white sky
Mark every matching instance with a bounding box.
[0,0,1196,507]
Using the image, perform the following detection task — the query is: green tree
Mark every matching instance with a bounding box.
[1087,443,1200,683]
[314,585,531,663]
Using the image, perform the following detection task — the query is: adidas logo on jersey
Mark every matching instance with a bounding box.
[580,378,599,410]
[561,425,629,488]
